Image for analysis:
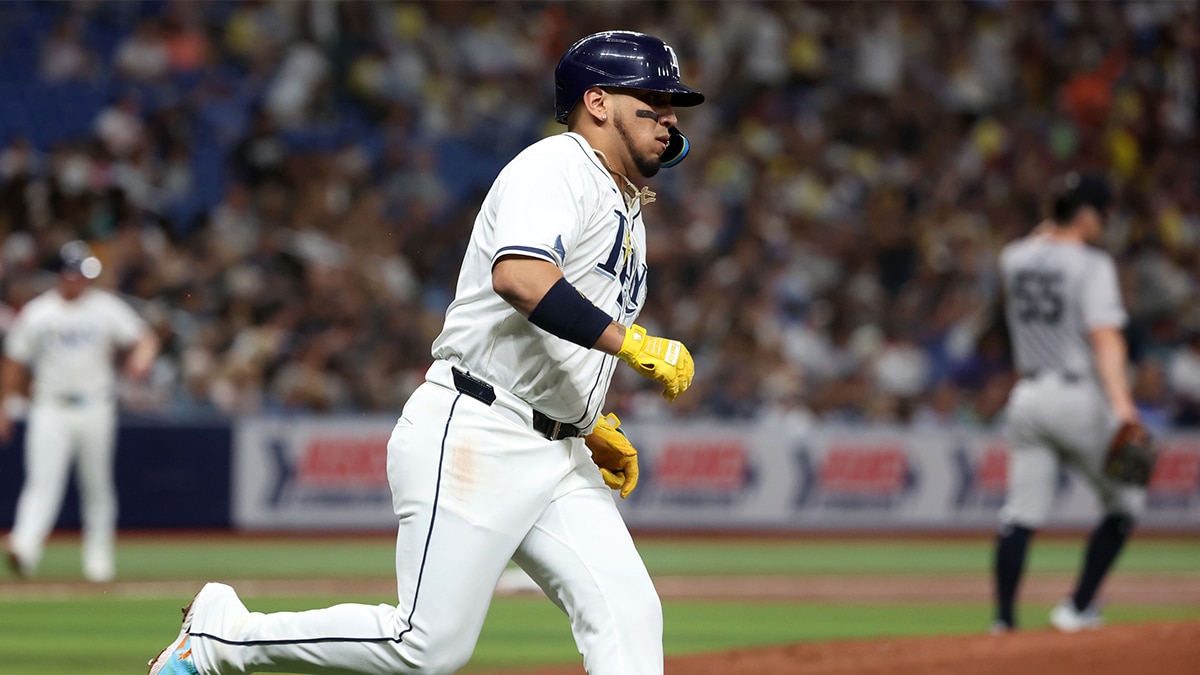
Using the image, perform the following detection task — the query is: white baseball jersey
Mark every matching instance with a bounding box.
[999,237,1126,377]
[432,131,647,430]
[5,287,148,400]
[5,285,148,583]
[182,130,667,675]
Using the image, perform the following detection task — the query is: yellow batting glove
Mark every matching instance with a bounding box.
[616,324,694,402]
[584,413,640,498]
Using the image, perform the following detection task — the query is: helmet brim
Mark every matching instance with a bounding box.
[667,88,705,108]
[555,81,705,123]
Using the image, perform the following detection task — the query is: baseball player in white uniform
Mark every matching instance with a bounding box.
[2,240,159,582]
[991,173,1145,633]
[149,31,702,675]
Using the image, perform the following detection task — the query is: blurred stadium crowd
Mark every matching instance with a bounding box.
[0,1,1197,430]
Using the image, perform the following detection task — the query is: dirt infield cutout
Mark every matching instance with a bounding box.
[495,619,1200,675]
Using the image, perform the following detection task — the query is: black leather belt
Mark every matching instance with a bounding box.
[451,367,582,441]
[1021,370,1082,384]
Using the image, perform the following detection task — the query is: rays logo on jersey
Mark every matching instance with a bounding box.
[52,324,100,347]
[594,210,647,319]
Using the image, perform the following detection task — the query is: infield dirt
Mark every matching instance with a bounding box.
[479,570,1199,675]
[493,619,1200,675]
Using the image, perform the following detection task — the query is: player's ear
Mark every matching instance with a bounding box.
[579,87,609,124]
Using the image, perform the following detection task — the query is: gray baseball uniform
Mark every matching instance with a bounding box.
[999,236,1146,527]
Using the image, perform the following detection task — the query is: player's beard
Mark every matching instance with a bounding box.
[613,113,662,178]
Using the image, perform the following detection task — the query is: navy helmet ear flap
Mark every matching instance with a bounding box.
[660,127,690,168]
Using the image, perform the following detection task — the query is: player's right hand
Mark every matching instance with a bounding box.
[616,324,694,402]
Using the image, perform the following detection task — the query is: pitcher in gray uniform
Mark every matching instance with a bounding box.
[991,173,1145,633]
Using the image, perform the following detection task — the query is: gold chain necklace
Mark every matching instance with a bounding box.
[593,150,656,208]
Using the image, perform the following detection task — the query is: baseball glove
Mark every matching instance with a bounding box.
[1104,421,1157,486]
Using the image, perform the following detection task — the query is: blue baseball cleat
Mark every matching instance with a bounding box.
[147,595,199,675]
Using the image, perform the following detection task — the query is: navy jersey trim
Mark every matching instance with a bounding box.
[556,134,639,427]
[494,245,558,266]
[572,355,619,428]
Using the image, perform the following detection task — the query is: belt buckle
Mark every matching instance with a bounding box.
[550,420,562,440]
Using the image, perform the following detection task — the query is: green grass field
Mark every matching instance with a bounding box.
[1,535,1197,674]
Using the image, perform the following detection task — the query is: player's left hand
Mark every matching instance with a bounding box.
[585,413,639,498]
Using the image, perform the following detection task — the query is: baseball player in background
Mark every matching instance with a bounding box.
[992,173,1145,633]
[149,30,701,675]
[2,240,160,582]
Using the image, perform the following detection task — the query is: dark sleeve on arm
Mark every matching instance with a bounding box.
[527,278,613,349]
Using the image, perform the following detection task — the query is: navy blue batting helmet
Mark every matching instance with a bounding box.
[554,31,704,124]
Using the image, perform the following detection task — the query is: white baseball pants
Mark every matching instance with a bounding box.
[7,399,117,581]
[189,380,662,675]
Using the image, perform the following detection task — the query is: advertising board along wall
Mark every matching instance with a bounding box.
[231,418,1200,532]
